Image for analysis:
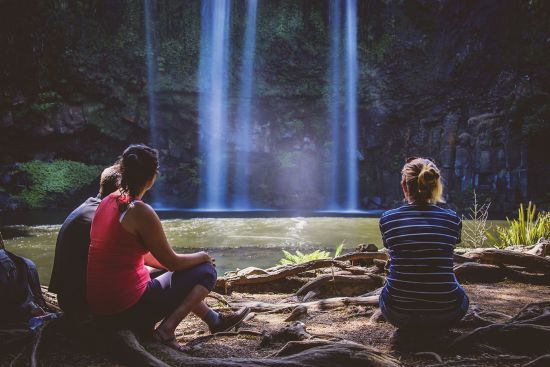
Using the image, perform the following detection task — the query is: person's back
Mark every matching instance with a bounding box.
[48,165,119,318]
[378,157,468,330]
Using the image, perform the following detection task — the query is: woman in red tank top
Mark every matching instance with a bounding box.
[87,144,249,352]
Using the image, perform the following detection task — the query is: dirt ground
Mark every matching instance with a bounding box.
[3,280,543,367]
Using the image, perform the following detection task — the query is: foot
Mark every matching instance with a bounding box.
[152,329,190,353]
[208,307,251,334]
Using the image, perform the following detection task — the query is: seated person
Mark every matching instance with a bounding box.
[49,164,119,319]
[86,144,249,352]
[378,157,469,330]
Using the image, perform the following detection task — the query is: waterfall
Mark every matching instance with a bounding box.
[144,0,162,207]
[232,0,258,210]
[344,0,358,210]
[328,0,343,210]
[327,0,358,211]
[198,0,232,210]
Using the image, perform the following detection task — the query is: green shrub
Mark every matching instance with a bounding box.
[490,202,550,248]
[16,160,103,208]
[279,243,344,265]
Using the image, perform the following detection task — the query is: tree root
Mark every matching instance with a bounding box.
[464,248,550,273]
[295,274,385,300]
[185,329,263,348]
[215,252,388,294]
[232,295,380,313]
[449,302,550,354]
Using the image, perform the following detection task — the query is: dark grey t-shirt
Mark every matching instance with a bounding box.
[49,196,101,315]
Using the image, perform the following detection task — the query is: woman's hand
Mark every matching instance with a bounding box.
[197,251,216,267]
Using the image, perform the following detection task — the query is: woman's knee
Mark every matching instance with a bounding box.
[175,262,217,292]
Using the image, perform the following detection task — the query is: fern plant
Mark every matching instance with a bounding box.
[490,202,550,248]
[279,243,345,265]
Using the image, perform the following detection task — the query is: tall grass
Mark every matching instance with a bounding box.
[490,202,550,248]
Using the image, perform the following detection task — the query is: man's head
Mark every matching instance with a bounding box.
[98,164,120,199]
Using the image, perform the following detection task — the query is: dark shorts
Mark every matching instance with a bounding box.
[95,262,217,334]
[380,290,469,330]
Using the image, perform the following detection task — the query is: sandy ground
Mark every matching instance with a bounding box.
[3,281,550,367]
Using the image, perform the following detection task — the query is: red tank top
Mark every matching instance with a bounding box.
[87,193,151,315]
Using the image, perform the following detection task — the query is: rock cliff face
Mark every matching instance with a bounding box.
[0,0,548,214]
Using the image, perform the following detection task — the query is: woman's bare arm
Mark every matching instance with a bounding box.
[121,202,212,271]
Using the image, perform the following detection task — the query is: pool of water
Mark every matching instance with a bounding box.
[1,217,384,285]
[1,215,507,286]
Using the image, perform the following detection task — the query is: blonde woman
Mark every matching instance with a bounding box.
[379,157,469,330]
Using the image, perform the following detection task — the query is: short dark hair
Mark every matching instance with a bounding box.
[99,165,120,198]
[118,144,159,199]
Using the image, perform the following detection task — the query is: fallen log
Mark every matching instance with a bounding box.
[464,249,550,273]
[295,274,385,300]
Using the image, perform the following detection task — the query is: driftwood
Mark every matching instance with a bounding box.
[295,274,385,300]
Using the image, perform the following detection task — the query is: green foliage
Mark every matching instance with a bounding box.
[30,91,63,113]
[279,244,345,265]
[15,160,102,208]
[490,202,550,248]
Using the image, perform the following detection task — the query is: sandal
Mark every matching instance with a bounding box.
[152,329,191,353]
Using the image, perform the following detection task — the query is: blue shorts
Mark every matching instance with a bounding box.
[379,291,469,330]
[96,262,217,333]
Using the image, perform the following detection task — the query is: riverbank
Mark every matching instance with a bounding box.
[3,246,550,367]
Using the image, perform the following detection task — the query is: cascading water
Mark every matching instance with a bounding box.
[328,0,343,210]
[198,0,232,210]
[144,0,163,207]
[344,0,358,210]
[327,0,358,211]
[232,0,258,210]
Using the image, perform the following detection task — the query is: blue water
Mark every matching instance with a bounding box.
[198,0,232,210]
[144,0,163,207]
[345,0,358,210]
[328,0,343,210]
[232,0,258,210]
[327,0,358,211]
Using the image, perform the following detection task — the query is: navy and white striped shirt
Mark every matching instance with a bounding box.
[379,204,465,313]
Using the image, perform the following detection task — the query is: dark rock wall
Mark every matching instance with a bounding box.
[0,0,548,214]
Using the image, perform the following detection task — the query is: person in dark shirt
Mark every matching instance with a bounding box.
[48,165,119,319]
[378,157,469,330]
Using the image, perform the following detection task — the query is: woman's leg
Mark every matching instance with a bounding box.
[154,283,210,342]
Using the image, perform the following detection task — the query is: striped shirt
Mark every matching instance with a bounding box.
[379,204,465,313]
